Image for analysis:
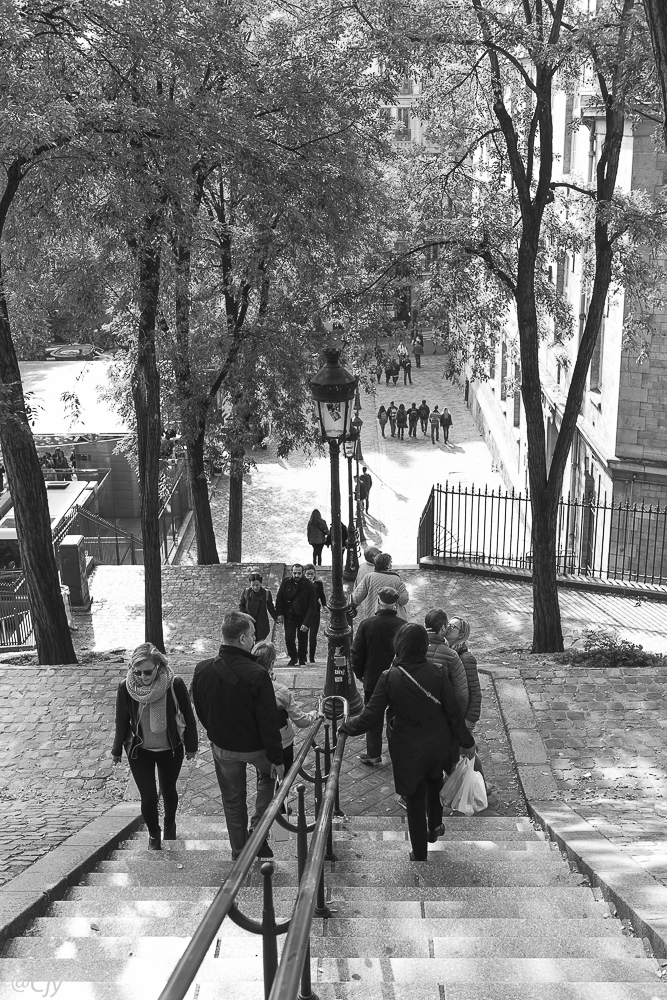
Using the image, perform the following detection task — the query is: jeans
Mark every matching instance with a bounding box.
[403,370,412,384]
[309,617,320,661]
[406,775,444,861]
[415,355,421,367]
[212,745,276,859]
[285,617,308,663]
[409,423,418,437]
[398,426,405,439]
[389,419,396,437]
[312,543,324,565]
[442,427,450,442]
[128,745,184,838]
[431,424,439,443]
[364,688,384,758]
[420,418,428,434]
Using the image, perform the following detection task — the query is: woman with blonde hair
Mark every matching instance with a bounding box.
[111,643,198,849]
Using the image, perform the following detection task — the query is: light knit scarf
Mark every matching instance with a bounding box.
[126,663,175,733]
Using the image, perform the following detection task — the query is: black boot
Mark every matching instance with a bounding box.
[163,821,177,840]
[148,831,162,850]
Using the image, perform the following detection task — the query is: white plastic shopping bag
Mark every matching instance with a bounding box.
[441,757,488,815]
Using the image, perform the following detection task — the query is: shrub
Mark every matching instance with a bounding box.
[554,629,666,669]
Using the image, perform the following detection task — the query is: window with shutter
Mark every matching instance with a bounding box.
[563,95,574,173]
[590,318,604,391]
[513,364,521,427]
[500,341,507,401]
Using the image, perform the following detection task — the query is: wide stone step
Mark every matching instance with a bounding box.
[4,932,644,961]
[63,884,602,910]
[116,837,552,853]
[28,915,625,941]
[319,956,663,983]
[0,955,660,984]
[99,847,569,877]
[0,981,666,1000]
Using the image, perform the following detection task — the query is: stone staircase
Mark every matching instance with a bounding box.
[1,815,667,999]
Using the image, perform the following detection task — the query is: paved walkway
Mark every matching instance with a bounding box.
[178,349,504,566]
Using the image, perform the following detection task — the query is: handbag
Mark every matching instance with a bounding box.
[441,757,487,815]
[170,683,187,743]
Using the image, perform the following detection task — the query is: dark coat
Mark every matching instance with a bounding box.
[307,516,329,545]
[396,408,408,428]
[191,645,283,766]
[341,658,474,796]
[275,576,318,628]
[239,586,276,642]
[112,676,198,759]
[418,402,430,419]
[312,579,328,625]
[408,407,419,425]
[440,411,453,428]
[351,609,404,692]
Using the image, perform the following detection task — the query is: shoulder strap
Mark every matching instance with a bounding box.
[395,664,441,706]
[170,681,182,714]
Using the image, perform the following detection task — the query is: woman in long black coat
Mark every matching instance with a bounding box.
[239,568,277,641]
[340,622,475,861]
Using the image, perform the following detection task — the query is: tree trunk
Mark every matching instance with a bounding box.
[645,0,667,148]
[187,430,219,563]
[530,490,563,652]
[171,216,219,566]
[227,445,244,562]
[0,347,77,663]
[515,238,565,653]
[0,163,76,664]
[131,235,164,651]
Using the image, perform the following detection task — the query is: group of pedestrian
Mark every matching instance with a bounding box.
[112,612,323,859]
[338,546,481,861]
[238,563,327,666]
[110,549,481,865]
[378,399,453,444]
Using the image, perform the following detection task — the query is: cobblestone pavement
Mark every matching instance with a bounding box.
[520,659,667,884]
[178,348,504,566]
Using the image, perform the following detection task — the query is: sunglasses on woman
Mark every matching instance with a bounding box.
[133,667,156,676]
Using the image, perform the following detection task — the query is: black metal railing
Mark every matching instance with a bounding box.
[158,695,348,1000]
[0,572,33,649]
[53,507,143,566]
[418,481,667,585]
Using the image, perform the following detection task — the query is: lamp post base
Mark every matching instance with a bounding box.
[322,617,363,717]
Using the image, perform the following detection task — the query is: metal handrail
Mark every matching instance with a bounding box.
[268,729,348,1000]
[157,716,324,1000]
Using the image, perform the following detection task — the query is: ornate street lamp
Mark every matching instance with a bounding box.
[343,431,359,581]
[309,347,363,716]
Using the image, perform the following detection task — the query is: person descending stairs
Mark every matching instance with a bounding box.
[1,812,666,998]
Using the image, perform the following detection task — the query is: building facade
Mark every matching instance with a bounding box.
[464,81,667,578]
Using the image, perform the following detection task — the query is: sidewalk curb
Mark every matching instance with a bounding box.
[0,802,142,943]
[484,663,667,959]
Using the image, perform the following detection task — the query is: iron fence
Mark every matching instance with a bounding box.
[158,471,191,563]
[418,482,667,585]
[0,572,33,649]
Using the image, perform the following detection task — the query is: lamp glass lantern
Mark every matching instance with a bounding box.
[342,431,358,460]
[309,348,357,442]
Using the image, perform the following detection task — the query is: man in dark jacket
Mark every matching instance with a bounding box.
[275,563,318,666]
[360,466,372,512]
[418,400,430,435]
[239,567,276,641]
[350,587,404,765]
[192,611,284,860]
